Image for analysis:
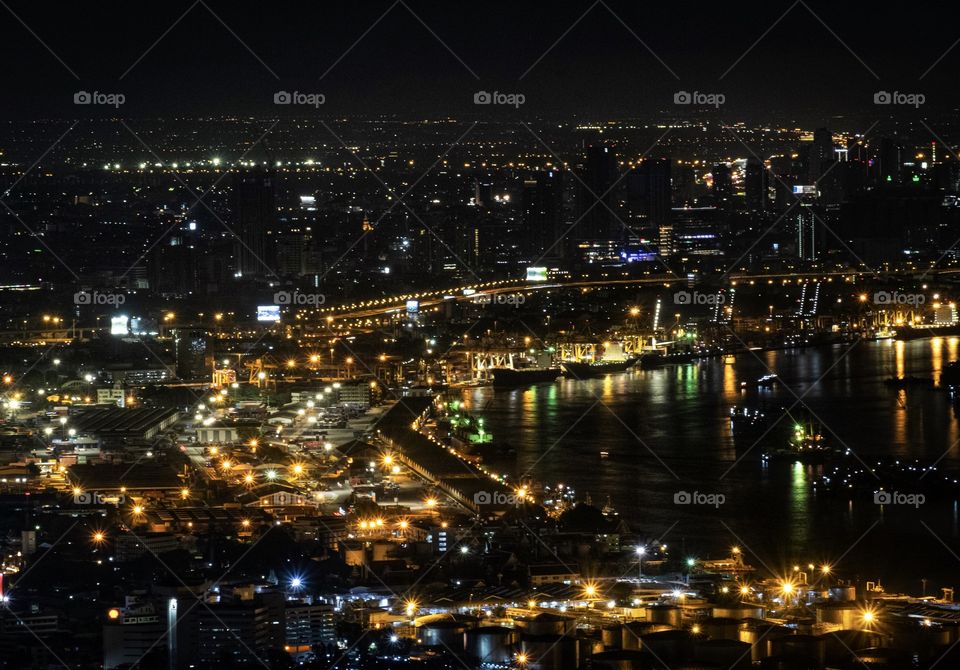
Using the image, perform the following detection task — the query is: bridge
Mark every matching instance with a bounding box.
[308,267,960,326]
[2,267,958,346]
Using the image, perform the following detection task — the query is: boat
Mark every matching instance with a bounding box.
[491,366,561,387]
[757,374,779,388]
[763,418,841,463]
[562,356,639,377]
[729,406,768,436]
[638,352,665,368]
[639,350,702,368]
[883,375,933,389]
[942,361,960,393]
[874,327,896,340]
[491,350,561,387]
[563,342,639,378]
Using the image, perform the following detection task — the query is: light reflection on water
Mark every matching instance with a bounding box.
[459,339,960,593]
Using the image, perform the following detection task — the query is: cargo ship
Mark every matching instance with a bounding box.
[491,351,561,387]
[491,367,562,386]
[562,342,638,378]
[638,352,665,368]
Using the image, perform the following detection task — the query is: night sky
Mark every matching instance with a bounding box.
[2,0,959,122]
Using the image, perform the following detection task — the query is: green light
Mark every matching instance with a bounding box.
[912,175,920,182]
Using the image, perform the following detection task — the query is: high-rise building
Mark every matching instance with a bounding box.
[576,145,619,241]
[795,203,818,260]
[284,602,336,661]
[521,169,564,259]
[628,158,672,232]
[658,223,674,257]
[808,128,835,182]
[878,138,903,185]
[672,206,723,256]
[174,330,208,380]
[744,159,769,213]
[474,177,494,207]
[189,594,279,667]
[232,169,277,279]
[276,231,323,277]
[102,599,171,670]
[711,163,733,209]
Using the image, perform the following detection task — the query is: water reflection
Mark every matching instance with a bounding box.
[458,340,960,589]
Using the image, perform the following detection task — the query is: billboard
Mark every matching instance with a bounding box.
[110,315,129,336]
[792,185,816,195]
[257,305,281,322]
[526,267,548,282]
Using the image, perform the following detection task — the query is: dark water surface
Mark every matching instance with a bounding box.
[460,339,960,595]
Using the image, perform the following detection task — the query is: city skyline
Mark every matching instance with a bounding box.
[4,3,960,670]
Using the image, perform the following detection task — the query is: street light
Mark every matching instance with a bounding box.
[635,546,645,579]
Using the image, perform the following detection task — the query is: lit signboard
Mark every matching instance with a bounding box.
[526,267,548,282]
[257,305,281,322]
[110,315,129,336]
[406,300,419,313]
[792,185,816,195]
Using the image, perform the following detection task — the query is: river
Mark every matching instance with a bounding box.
[458,338,960,595]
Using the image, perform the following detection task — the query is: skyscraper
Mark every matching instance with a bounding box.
[878,138,903,185]
[744,159,768,213]
[576,145,619,241]
[175,330,208,380]
[628,158,672,232]
[232,169,277,279]
[795,203,818,260]
[808,127,835,182]
[522,169,564,259]
[711,163,733,209]
[474,176,494,207]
